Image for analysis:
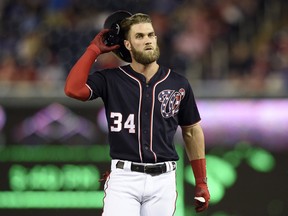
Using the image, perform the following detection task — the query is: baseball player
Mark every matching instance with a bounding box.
[65,12,210,215]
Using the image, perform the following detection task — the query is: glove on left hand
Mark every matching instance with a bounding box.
[190,159,210,213]
[194,181,210,212]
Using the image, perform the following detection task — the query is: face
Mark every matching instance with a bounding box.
[124,23,160,65]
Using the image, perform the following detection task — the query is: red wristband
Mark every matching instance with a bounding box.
[87,44,101,56]
[190,158,207,184]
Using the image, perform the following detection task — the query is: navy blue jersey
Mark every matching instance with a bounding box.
[86,65,201,163]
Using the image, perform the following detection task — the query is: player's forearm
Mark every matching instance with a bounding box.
[181,123,205,160]
[181,123,207,184]
[64,45,100,101]
[182,123,209,209]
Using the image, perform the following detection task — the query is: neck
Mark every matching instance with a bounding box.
[130,61,159,82]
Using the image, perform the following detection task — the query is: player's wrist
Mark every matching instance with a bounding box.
[87,44,101,56]
[195,177,208,185]
[190,158,207,185]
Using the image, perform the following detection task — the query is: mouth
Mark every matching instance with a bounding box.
[144,46,153,51]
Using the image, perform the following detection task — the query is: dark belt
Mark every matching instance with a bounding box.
[116,161,176,176]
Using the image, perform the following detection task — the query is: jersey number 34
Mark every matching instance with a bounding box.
[110,112,135,133]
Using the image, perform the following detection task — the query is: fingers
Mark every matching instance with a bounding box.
[195,200,209,212]
[194,196,205,202]
[194,196,208,212]
[90,29,121,53]
[194,185,210,212]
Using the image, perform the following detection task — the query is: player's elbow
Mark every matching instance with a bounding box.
[64,85,88,101]
[64,85,76,98]
[64,85,74,98]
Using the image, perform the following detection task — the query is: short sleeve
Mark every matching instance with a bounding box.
[86,71,107,100]
[178,81,201,126]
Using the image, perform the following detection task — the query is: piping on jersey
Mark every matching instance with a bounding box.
[85,84,93,100]
[150,69,171,162]
[119,66,144,162]
[119,66,171,163]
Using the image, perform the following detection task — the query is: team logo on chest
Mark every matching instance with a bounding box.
[158,88,185,118]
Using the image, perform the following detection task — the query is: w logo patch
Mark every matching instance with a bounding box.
[158,88,185,118]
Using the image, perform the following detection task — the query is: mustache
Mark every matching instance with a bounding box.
[131,45,160,65]
[144,45,154,50]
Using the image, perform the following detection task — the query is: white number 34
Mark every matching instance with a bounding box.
[110,112,135,133]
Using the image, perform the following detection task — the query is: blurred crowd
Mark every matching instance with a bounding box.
[1,0,288,96]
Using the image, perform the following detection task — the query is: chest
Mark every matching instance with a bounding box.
[105,76,186,120]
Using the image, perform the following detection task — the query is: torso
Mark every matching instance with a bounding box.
[86,65,200,163]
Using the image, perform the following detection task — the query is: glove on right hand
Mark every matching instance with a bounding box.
[90,29,120,54]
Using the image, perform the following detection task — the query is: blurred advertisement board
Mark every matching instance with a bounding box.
[0,99,287,215]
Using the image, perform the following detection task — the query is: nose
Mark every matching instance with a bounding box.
[144,34,153,43]
[145,37,152,45]
[145,41,152,46]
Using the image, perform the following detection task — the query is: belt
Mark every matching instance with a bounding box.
[116,161,176,176]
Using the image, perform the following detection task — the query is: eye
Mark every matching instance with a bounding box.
[148,33,155,38]
[135,34,143,39]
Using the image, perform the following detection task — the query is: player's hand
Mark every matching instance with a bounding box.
[90,29,120,54]
[194,182,210,212]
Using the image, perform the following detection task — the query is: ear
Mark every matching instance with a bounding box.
[124,40,131,51]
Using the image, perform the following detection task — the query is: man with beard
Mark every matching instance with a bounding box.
[64,13,210,215]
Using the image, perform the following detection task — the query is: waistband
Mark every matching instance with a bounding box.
[111,160,177,176]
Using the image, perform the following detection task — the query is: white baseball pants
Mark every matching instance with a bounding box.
[102,160,177,216]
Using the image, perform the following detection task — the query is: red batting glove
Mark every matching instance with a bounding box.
[194,181,210,212]
[88,29,120,54]
[190,159,210,213]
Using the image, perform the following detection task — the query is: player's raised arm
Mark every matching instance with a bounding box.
[64,29,119,101]
[181,123,210,212]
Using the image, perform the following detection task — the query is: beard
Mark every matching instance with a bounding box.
[131,44,160,65]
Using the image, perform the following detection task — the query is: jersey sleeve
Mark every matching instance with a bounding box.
[86,71,107,100]
[178,80,201,126]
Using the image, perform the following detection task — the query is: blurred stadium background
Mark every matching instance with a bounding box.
[0,0,287,215]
